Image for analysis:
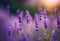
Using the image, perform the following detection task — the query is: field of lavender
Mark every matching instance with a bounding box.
[0,6,60,41]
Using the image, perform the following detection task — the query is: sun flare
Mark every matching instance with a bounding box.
[41,0,59,8]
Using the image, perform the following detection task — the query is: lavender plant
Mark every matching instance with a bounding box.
[1,5,60,41]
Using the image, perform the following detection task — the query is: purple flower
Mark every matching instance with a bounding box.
[16,9,20,14]
[44,16,46,19]
[57,17,60,25]
[8,31,11,37]
[19,28,22,31]
[34,13,39,21]
[53,31,57,40]
[38,6,42,14]
[39,15,42,20]
[44,21,47,29]
[43,9,47,15]
[26,16,29,23]
[55,8,58,14]
[35,21,38,28]
[18,11,23,23]
[25,10,30,24]
[18,17,22,23]
[50,37,54,41]
[21,34,28,41]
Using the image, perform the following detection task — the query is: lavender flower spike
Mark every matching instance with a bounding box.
[8,26,12,37]
[18,11,23,23]
[34,13,39,31]
[34,13,39,21]
[25,10,32,24]
[43,9,47,15]
[26,10,30,15]
[35,21,38,28]
[44,21,47,29]
[57,17,60,25]
[16,9,20,14]
[38,6,42,14]
[55,8,58,16]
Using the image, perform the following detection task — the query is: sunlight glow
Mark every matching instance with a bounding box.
[41,0,59,8]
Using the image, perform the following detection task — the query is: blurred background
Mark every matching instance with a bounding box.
[0,0,60,16]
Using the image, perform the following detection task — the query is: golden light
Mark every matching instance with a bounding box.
[41,0,59,10]
[27,0,60,11]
